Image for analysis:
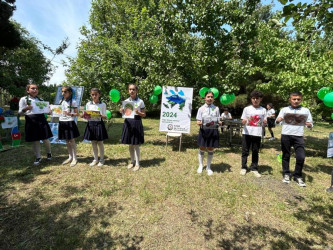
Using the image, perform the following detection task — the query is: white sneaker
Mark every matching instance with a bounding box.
[89,160,99,167]
[240,169,247,176]
[62,158,72,165]
[295,178,306,187]
[251,170,261,178]
[268,137,275,141]
[207,169,213,176]
[197,166,203,174]
[97,159,105,167]
[70,160,78,167]
[127,162,135,169]
[282,174,290,184]
[133,165,140,171]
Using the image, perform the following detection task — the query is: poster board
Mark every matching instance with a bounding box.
[122,101,135,119]
[202,116,220,129]
[1,117,18,129]
[82,110,101,121]
[159,86,193,133]
[328,132,333,158]
[284,113,308,126]
[32,101,49,114]
[50,105,62,117]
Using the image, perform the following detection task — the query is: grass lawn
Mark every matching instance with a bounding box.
[0,118,332,249]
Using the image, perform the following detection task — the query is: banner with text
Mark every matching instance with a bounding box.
[159,86,193,133]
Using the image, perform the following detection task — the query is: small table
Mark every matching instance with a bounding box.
[223,119,243,146]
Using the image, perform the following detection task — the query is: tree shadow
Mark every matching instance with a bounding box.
[140,157,166,168]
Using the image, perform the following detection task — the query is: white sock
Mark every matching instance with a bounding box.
[97,141,104,160]
[129,145,135,164]
[66,141,73,160]
[198,149,205,168]
[43,139,51,154]
[207,150,214,170]
[71,139,77,161]
[92,141,98,161]
[33,141,41,158]
[134,145,140,166]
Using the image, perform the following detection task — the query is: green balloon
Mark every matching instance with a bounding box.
[109,89,120,102]
[210,87,219,99]
[106,110,111,119]
[331,113,333,120]
[317,87,330,100]
[44,113,48,119]
[199,87,209,98]
[220,94,231,105]
[323,92,333,108]
[153,85,162,96]
[149,95,158,104]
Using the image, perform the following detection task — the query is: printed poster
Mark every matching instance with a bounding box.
[159,86,193,133]
[284,113,308,126]
[47,123,66,144]
[32,101,50,114]
[82,110,101,121]
[1,117,18,129]
[202,116,220,129]
[122,101,135,119]
[50,105,62,117]
[328,132,333,158]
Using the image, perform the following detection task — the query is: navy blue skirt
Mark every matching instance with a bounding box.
[267,118,276,128]
[121,117,144,145]
[58,121,80,140]
[83,120,108,141]
[25,114,53,142]
[198,127,219,148]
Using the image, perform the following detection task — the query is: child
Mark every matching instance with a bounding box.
[221,108,232,134]
[83,88,108,166]
[276,91,313,187]
[120,84,146,171]
[19,83,53,165]
[196,90,221,176]
[58,86,80,167]
[240,90,267,177]
[266,103,276,140]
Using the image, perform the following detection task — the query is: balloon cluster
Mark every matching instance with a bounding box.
[107,89,120,120]
[149,86,162,104]
[317,87,333,119]
[199,87,235,105]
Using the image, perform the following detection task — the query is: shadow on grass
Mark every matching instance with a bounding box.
[140,157,166,168]
[0,189,144,249]
[212,162,232,173]
[188,209,325,249]
[259,164,273,175]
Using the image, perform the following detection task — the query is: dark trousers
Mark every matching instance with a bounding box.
[281,135,305,178]
[331,168,333,186]
[241,134,261,170]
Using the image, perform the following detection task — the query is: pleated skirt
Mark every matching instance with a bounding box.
[198,127,219,148]
[121,117,144,145]
[58,121,80,140]
[25,114,53,142]
[83,120,108,141]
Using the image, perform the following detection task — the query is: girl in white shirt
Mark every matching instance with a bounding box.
[266,103,276,140]
[19,84,52,165]
[120,84,146,171]
[58,86,80,167]
[83,88,108,167]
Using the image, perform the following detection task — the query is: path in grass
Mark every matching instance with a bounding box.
[0,118,332,248]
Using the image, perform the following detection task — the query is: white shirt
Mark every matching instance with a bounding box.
[267,108,275,118]
[196,103,220,120]
[124,97,145,112]
[19,96,44,115]
[85,101,107,121]
[277,106,313,136]
[221,112,232,120]
[241,105,267,137]
[59,99,78,122]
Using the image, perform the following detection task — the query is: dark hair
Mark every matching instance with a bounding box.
[90,88,101,94]
[223,108,229,112]
[289,91,302,97]
[267,103,273,108]
[26,83,38,92]
[60,86,74,112]
[129,83,138,91]
[205,90,214,97]
[250,90,263,98]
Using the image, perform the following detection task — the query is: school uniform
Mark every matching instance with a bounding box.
[57,99,80,140]
[241,105,267,170]
[267,108,276,128]
[121,97,144,145]
[19,96,53,142]
[83,101,108,141]
[277,106,313,178]
[196,104,220,148]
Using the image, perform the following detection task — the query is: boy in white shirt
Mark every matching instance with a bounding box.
[276,91,313,187]
[240,90,267,177]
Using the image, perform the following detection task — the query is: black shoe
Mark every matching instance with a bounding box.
[326,186,333,193]
[33,158,42,165]
[47,153,52,160]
